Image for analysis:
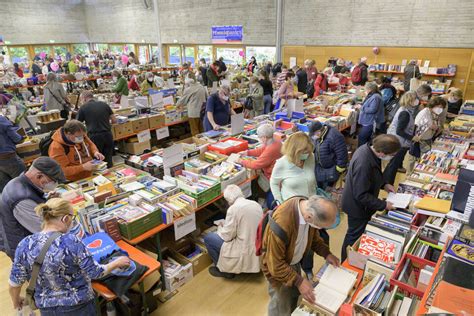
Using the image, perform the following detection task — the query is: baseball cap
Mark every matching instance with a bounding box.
[32,157,66,183]
[309,121,323,135]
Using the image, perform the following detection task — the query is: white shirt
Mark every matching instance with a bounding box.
[291,202,309,265]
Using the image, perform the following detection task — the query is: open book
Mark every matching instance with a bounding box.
[312,265,358,314]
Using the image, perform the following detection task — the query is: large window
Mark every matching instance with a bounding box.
[34,46,51,59]
[73,44,89,56]
[216,47,244,65]
[53,46,68,60]
[8,46,29,65]
[184,47,195,66]
[168,46,181,65]
[198,46,213,63]
[138,45,149,64]
[109,44,135,55]
[246,46,276,64]
[96,44,109,54]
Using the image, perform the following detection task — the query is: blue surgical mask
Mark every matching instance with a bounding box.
[74,136,84,144]
[300,153,309,161]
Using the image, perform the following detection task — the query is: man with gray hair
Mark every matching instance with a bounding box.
[203,84,236,131]
[203,184,263,279]
[261,195,340,315]
[176,72,208,136]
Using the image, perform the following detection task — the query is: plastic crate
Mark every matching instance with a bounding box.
[118,208,163,240]
[296,122,311,132]
[275,112,290,121]
[180,182,221,207]
[208,137,249,155]
[274,120,295,131]
[390,253,436,298]
[291,111,305,120]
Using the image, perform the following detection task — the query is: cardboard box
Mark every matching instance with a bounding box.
[131,117,150,133]
[163,251,193,292]
[118,140,151,155]
[112,121,134,140]
[133,247,162,292]
[171,239,213,276]
[148,114,165,130]
[220,168,248,193]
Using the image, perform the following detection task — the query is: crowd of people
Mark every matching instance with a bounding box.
[0,51,466,315]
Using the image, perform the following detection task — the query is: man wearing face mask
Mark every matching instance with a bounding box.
[176,73,208,135]
[0,157,66,259]
[203,85,236,132]
[49,120,104,181]
[341,134,401,261]
[111,69,129,102]
[140,72,158,96]
[262,195,340,315]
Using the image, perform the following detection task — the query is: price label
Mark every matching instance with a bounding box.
[137,129,151,143]
[155,126,170,140]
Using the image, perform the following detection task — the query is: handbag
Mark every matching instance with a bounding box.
[409,65,421,91]
[25,232,61,310]
[409,141,421,158]
[244,96,254,110]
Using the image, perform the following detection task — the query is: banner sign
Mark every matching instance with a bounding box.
[212,25,243,44]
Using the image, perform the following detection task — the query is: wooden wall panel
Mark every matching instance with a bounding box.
[283,46,474,97]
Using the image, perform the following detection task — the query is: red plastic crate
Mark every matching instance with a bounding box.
[208,137,249,155]
[274,120,294,131]
[410,213,429,231]
[390,253,436,298]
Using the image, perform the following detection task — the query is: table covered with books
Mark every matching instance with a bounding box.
[292,104,474,316]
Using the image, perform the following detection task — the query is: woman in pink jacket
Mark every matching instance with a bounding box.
[238,124,282,209]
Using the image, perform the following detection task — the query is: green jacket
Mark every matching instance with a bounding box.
[113,76,129,96]
[68,61,78,74]
[206,67,219,87]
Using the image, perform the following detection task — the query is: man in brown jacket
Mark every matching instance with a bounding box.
[261,195,340,315]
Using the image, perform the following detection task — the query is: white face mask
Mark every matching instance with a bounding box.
[73,136,84,144]
[112,76,118,82]
[184,78,193,85]
[421,95,429,101]
[432,107,443,115]
[448,97,458,103]
[221,95,229,101]
[43,181,58,192]
[380,155,394,161]
[308,222,322,229]
[414,99,420,106]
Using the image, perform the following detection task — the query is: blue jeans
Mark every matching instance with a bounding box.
[263,94,272,114]
[203,232,224,266]
[0,155,26,192]
[40,300,96,316]
[358,124,374,147]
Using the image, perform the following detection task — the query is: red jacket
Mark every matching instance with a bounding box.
[15,69,24,78]
[313,74,328,97]
[128,76,140,91]
[241,140,282,179]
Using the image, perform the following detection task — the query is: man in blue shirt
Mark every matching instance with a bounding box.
[0,114,26,192]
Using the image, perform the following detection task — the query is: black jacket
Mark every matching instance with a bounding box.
[296,69,308,94]
[342,144,387,219]
[314,125,348,169]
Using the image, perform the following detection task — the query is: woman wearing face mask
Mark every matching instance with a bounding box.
[49,120,104,181]
[383,91,419,184]
[443,88,463,120]
[270,132,318,279]
[247,76,264,118]
[407,97,447,173]
[247,56,257,74]
[203,85,236,132]
[357,82,383,147]
[313,67,332,97]
[176,73,208,136]
[238,124,282,209]
[140,72,158,96]
[9,198,130,315]
[258,70,273,114]
[276,71,300,110]
[111,69,129,103]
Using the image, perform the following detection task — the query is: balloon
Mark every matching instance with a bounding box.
[121,54,129,64]
[239,51,244,57]
[50,62,59,72]
[39,52,47,59]
[372,47,380,55]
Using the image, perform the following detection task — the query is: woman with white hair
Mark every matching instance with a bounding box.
[203,185,263,278]
[203,85,236,131]
[313,67,333,97]
[238,124,282,208]
[357,81,383,147]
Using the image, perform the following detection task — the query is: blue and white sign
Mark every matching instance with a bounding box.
[212,25,243,44]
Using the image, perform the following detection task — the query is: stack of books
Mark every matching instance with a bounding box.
[354,274,391,314]
[158,192,197,223]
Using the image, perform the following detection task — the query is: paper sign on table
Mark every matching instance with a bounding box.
[174,213,196,240]
[163,95,174,106]
[151,92,163,108]
[155,126,170,140]
[211,81,218,94]
[137,129,151,143]
[231,113,245,135]
[135,96,149,108]
[163,144,184,176]
[167,78,175,89]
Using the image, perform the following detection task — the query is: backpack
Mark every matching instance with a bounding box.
[255,196,307,256]
[39,131,69,156]
[244,96,254,110]
[351,65,362,83]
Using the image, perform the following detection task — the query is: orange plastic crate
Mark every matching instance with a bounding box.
[208,137,249,155]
